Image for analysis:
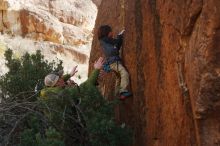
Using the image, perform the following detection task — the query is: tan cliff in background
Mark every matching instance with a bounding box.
[0,0,98,83]
[89,0,220,146]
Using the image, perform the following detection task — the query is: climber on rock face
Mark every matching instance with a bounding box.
[98,25,132,100]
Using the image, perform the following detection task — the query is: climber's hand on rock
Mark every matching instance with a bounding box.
[70,65,78,77]
[94,57,104,69]
[118,29,125,36]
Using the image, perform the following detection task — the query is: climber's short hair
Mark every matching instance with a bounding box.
[98,25,112,40]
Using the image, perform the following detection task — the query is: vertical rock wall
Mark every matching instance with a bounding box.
[90,0,220,146]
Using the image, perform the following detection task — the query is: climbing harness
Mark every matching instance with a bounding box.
[103,62,112,73]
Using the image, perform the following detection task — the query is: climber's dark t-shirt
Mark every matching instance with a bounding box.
[100,34,123,64]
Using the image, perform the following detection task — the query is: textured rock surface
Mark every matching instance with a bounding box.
[0,0,97,83]
[90,0,220,146]
[0,0,96,44]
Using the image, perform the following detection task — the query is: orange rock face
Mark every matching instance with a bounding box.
[19,9,63,44]
[89,0,220,146]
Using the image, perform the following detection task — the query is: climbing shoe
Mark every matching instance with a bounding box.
[119,91,132,100]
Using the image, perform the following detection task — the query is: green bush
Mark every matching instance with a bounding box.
[0,49,62,100]
[36,127,65,146]
[80,85,133,146]
[0,49,64,146]
[0,49,132,146]
[19,127,65,146]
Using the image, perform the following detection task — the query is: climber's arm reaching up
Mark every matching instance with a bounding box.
[114,30,125,49]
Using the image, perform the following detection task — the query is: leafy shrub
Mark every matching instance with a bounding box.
[0,49,62,100]
[0,49,132,146]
